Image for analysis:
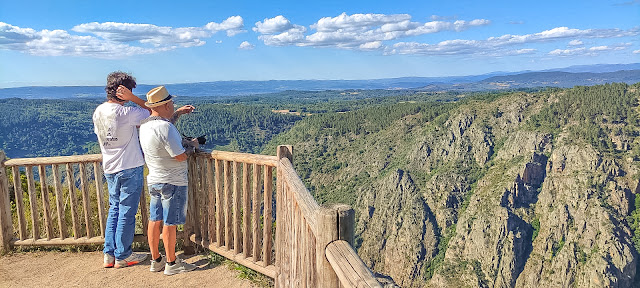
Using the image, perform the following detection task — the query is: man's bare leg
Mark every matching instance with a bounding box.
[148,220,163,260]
[163,225,177,262]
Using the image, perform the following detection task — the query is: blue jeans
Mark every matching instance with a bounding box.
[103,166,143,260]
[148,183,188,226]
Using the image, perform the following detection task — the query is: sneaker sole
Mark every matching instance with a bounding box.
[114,261,140,268]
[104,263,114,268]
[164,267,196,275]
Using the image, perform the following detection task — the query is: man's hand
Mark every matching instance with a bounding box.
[171,105,195,123]
[189,138,200,149]
[176,105,195,115]
[116,85,136,102]
[115,85,151,112]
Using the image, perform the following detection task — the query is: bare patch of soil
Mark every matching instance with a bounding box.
[0,251,259,288]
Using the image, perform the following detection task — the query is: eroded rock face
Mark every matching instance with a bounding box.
[285,86,640,287]
[356,169,437,288]
[514,144,637,288]
[430,133,637,288]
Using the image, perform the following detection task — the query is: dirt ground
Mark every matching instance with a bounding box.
[0,250,260,288]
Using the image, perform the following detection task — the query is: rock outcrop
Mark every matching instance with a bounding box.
[279,83,640,287]
[356,169,438,287]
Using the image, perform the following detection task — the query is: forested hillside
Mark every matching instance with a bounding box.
[0,98,101,157]
[264,83,640,287]
[0,97,302,158]
[0,89,454,158]
[3,83,639,287]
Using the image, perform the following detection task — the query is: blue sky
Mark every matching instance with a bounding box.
[0,0,638,88]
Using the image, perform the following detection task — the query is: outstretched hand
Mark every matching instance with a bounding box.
[176,105,195,115]
[170,105,196,124]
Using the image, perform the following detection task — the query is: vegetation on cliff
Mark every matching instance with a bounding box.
[2,82,639,287]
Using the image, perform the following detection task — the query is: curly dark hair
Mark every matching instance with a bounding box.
[105,71,137,101]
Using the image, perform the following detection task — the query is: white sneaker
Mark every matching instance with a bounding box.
[150,255,165,272]
[114,253,148,268]
[164,258,197,276]
[103,254,115,268]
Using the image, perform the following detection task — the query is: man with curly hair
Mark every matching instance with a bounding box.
[94,71,150,268]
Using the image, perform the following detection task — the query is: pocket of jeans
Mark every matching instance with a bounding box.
[160,185,174,201]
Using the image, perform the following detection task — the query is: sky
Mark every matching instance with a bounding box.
[0,0,638,88]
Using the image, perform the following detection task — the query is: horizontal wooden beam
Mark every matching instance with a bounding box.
[190,234,277,279]
[12,236,106,246]
[198,151,278,167]
[5,154,102,167]
[10,232,181,247]
[325,240,382,288]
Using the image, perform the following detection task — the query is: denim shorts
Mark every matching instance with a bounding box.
[148,183,188,226]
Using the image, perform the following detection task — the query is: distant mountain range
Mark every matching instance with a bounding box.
[0,63,638,99]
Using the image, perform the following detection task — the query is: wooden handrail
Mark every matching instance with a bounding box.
[196,151,279,167]
[326,240,382,288]
[278,157,321,235]
[4,154,102,166]
[3,151,277,167]
[0,147,384,288]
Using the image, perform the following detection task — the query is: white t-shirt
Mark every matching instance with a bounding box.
[93,102,150,174]
[139,119,188,186]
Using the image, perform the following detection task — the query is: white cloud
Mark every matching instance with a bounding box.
[0,18,244,57]
[253,16,307,46]
[389,26,639,57]
[258,26,307,46]
[254,15,296,34]
[548,48,586,56]
[254,12,490,51]
[568,39,583,46]
[634,49,640,54]
[0,22,158,57]
[73,22,209,47]
[486,27,639,46]
[548,43,629,56]
[205,16,246,36]
[402,20,490,36]
[238,41,255,50]
[359,41,383,50]
[389,40,480,56]
[311,13,412,32]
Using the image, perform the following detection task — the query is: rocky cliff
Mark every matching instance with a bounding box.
[268,83,640,287]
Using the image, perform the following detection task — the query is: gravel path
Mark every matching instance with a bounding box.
[0,250,260,288]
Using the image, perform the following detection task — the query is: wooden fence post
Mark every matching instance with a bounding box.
[276,145,292,288]
[183,155,196,255]
[317,207,339,288]
[335,204,355,246]
[0,151,14,253]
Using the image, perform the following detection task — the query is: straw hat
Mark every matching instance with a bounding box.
[145,86,174,107]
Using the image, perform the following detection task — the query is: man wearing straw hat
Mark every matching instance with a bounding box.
[139,86,198,275]
[94,71,150,268]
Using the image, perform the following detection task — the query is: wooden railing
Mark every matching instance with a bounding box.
[0,147,381,288]
[184,149,278,278]
[0,152,113,246]
[272,146,381,288]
